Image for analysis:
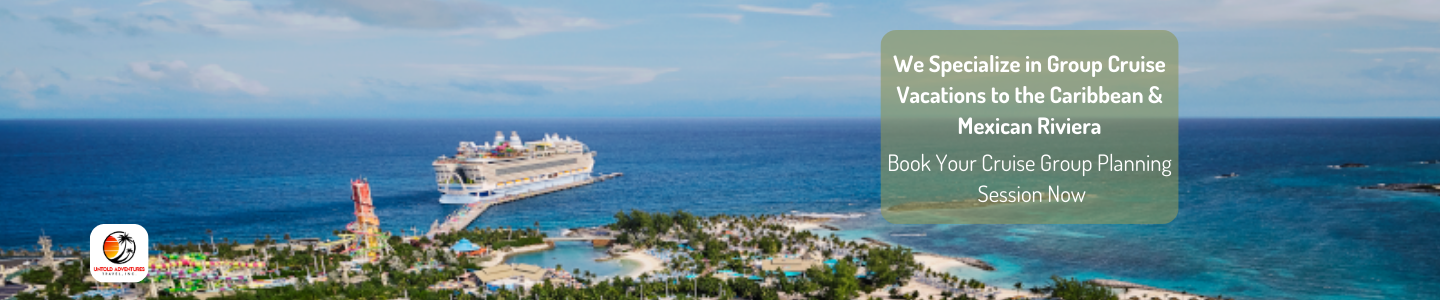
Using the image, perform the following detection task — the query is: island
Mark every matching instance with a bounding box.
[5,210,1234,300]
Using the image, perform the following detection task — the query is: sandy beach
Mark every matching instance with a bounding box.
[887,262,1189,300]
[479,243,554,267]
[784,222,821,231]
[866,280,1044,300]
[909,253,1043,299]
[1116,287,1201,300]
[913,253,981,272]
[867,280,944,299]
[781,215,838,232]
[1090,279,1207,300]
[617,249,665,278]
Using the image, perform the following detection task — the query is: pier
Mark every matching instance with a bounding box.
[428,173,623,237]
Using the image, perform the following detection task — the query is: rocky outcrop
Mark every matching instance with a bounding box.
[953,256,995,271]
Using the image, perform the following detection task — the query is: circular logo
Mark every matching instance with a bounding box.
[102,231,137,264]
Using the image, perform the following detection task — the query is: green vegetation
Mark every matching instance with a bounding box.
[1047,275,1118,300]
[756,235,782,255]
[19,266,54,285]
[807,259,861,300]
[153,234,278,260]
[15,260,99,300]
[12,210,1027,300]
[432,226,547,249]
[611,209,700,236]
[865,246,917,290]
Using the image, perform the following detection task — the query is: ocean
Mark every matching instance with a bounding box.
[1,119,1436,299]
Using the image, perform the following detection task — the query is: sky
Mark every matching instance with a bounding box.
[1,0,1438,118]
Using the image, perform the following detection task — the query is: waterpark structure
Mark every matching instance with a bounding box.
[343,179,391,262]
[143,253,269,294]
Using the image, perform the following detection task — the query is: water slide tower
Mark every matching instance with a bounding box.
[347,179,386,261]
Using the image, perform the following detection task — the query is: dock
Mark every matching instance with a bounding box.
[428,173,623,237]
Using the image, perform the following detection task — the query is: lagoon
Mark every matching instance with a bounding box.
[502,243,639,279]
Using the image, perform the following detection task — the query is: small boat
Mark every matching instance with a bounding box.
[1215,172,1238,178]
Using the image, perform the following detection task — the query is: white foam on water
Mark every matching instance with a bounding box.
[789,211,865,219]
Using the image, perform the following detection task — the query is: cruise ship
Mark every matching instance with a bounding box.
[433,131,596,204]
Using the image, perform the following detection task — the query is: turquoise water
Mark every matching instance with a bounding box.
[502,242,638,278]
[2,119,1438,299]
[828,119,1440,300]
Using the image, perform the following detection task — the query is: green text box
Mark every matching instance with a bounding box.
[881,30,1178,224]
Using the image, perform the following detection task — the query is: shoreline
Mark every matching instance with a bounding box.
[463,212,1215,300]
[1089,279,1200,300]
[807,214,1207,300]
[784,222,822,231]
[615,249,664,278]
[913,252,995,272]
[486,212,1215,299]
[480,243,555,267]
[488,243,662,280]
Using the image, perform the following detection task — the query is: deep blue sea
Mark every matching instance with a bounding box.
[1,119,1437,299]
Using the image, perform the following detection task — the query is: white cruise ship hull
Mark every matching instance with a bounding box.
[437,172,593,204]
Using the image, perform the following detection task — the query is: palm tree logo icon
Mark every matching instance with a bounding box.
[103,231,137,264]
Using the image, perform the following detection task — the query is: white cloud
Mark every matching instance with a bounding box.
[776,75,878,82]
[153,0,602,38]
[126,60,270,95]
[71,7,101,17]
[1346,47,1440,54]
[817,52,878,60]
[444,8,604,39]
[1179,66,1210,74]
[691,13,743,24]
[175,0,365,34]
[177,0,255,15]
[770,75,878,88]
[923,3,1106,26]
[738,3,831,17]
[920,1,1440,27]
[407,64,679,89]
[2,70,41,108]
